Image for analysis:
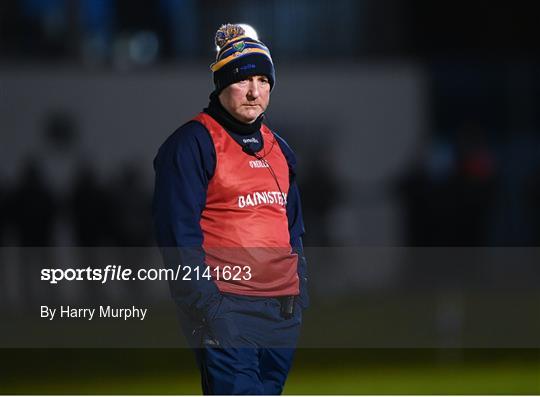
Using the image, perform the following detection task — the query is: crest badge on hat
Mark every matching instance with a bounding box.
[233,41,246,53]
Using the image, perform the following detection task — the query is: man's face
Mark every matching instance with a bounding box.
[218,75,270,124]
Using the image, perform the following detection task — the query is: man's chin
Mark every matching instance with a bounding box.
[240,113,261,124]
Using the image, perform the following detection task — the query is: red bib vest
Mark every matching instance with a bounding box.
[193,113,299,297]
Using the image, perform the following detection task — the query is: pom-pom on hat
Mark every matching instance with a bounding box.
[211,24,275,93]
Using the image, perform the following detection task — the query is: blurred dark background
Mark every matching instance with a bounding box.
[1,1,540,393]
[2,0,540,249]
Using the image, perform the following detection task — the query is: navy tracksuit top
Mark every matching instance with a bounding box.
[152,108,308,321]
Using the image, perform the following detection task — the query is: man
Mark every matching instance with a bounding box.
[153,24,308,395]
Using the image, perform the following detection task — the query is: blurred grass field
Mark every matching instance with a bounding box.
[1,349,539,394]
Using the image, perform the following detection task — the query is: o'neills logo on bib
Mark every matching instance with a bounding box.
[238,191,287,208]
[249,159,269,169]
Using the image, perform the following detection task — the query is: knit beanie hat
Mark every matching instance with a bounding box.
[211,24,275,93]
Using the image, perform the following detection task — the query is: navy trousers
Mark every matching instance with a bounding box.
[179,293,302,395]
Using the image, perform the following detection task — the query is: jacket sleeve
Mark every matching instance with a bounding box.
[287,181,309,309]
[152,121,221,320]
[274,132,310,309]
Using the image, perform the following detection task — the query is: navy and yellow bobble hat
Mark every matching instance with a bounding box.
[211,24,275,93]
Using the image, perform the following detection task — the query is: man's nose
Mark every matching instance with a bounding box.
[247,81,259,99]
